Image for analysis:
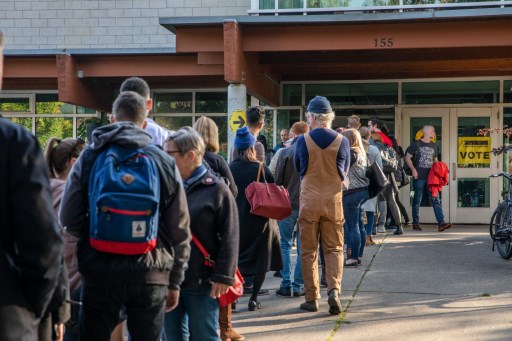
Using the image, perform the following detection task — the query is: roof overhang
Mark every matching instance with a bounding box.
[2,49,226,112]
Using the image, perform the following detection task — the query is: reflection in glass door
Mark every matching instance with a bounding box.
[449,108,499,224]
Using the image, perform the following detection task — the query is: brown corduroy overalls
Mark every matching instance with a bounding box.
[299,133,345,302]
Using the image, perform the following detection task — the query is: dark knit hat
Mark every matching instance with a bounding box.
[234,126,256,149]
[307,95,333,114]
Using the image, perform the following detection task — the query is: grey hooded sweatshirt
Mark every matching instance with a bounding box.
[59,122,191,289]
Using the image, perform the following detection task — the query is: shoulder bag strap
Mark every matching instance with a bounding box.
[191,234,215,267]
[256,161,267,183]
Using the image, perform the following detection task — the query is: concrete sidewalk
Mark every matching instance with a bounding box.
[232,225,512,341]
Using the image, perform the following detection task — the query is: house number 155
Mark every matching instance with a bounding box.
[374,38,394,48]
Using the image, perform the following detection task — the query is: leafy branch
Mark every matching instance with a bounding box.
[477,125,512,156]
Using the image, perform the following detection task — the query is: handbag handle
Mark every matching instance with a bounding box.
[191,234,215,267]
[255,162,267,184]
[255,162,272,195]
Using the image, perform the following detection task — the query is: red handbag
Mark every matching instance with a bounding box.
[190,234,244,307]
[245,162,292,221]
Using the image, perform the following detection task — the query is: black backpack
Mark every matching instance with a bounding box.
[374,141,398,174]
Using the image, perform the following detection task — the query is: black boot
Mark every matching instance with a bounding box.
[393,225,404,235]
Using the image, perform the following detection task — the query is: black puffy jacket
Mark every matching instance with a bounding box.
[0,119,63,340]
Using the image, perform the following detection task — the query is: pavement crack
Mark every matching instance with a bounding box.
[327,234,388,340]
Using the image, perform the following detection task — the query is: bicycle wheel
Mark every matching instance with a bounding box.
[490,202,507,238]
[491,203,512,259]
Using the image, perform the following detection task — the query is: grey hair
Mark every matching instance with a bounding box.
[422,125,434,133]
[166,126,205,160]
[309,112,335,126]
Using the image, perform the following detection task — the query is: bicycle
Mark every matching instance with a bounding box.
[489,172,512,259]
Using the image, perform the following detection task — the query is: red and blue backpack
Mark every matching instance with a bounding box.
[86,144,160,255]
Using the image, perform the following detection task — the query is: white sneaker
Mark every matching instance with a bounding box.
[377,226,386,233]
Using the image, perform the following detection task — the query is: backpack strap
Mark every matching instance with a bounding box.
[80,147,99,193]
[143,144,176,212]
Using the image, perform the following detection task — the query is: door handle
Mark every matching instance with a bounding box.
[452,163,456,181]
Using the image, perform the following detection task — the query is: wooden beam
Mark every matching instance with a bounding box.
[4,57,57,78]
[243,53,279,107]
[243,19,512,52]
[197,52,224,65]
[265,58,512,75]
[175,28,224,53]
[223,21,243,84]
[75,55,223,78]
[56,55,114,112]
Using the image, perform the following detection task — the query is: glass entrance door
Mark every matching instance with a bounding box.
[401,107,499,224]
[448,108,500,224]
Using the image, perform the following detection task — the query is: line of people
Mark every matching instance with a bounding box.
[0,66,453,340]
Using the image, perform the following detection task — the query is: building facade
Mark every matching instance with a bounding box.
[2,0,512,224]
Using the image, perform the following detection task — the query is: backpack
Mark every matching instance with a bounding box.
[374,141,398,174]
[87,144,161,255]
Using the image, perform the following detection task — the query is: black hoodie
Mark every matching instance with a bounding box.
[60,122,191,289]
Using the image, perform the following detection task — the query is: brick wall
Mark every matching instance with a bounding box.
[0,0,250,50]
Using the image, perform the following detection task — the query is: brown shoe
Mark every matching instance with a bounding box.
[438,223,452,232]
[365,236,376,246]
[412,224,422,231]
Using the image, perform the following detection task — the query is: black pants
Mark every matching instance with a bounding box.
[80,284,167,341]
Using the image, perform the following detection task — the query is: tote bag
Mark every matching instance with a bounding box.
[367,162,390,199]
[245,162,292,221]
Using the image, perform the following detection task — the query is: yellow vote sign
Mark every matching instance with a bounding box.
[229,109,246,133]
[458,137,491,165]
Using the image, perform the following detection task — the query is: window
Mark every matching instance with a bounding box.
[402,81,500,104]
[1,93,96,149]
[152,91,230,158]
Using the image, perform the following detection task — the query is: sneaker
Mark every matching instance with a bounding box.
[300,300,319,312]
[438,223,452,232]
[275,287,292,298]
[273,270,282,278]
[404,222,412,228]
[412,224,422,231]
[344,259,359,268]
[377,226,386,233]
[293,288,306,297]
[328,289,342,315]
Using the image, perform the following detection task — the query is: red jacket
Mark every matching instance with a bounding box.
[427,161,449,198]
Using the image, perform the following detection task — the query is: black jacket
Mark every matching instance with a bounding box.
[182,170,239,288]
[274,139,300,209]
[203,151,238,198]
[60,122,191,289]
[0,119,63,339]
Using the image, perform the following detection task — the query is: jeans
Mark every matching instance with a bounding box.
[64,288,81,341]
[343,189,369,261]
[365,211,375,240]
[278,208,304,292]
[377,199,387,227]
[412,179,445,225]
[163,287,219,341]
[80,284,167,341]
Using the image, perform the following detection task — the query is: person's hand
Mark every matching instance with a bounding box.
[166,289,180,312]
[54,323,64,341]
[210,282,230,299]
[412,169,418,179]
